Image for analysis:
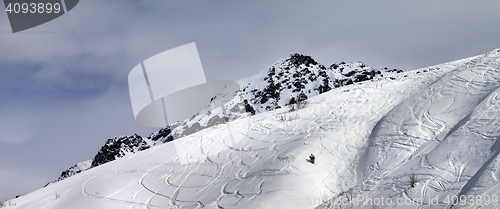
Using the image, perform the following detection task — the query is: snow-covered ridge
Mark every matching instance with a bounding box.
[47,53,402,186]
[319,48,500,209]
[8,48,500,209]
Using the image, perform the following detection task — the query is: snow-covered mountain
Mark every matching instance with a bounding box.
[13,48,500,209]
[47,53,402,185]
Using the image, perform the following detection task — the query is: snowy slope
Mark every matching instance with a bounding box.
[318,49,500,209]
[6,75,416,209]
[167,54,402,149]
[48,54,401,185]
[7,49,500,209]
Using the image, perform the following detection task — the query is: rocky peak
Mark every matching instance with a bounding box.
[240,54,402,113]
[91,134,149,167]
[285,53,318,67]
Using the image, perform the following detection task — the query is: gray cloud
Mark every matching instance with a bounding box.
[0,0,499,200]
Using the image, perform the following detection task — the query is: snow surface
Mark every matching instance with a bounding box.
[48,53,403,185]
[5,49,500,209]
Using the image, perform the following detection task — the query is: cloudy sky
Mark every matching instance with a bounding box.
[0,0,499,200]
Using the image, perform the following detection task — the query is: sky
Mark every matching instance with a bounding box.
[0,0,499,201]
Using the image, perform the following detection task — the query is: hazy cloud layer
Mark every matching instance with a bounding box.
[0,0,499,200]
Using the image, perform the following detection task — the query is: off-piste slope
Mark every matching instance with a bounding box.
[7,49,500,209]
[6,65,413,208]
[7,76,416,209]
[319,49,500,209]
[48,54,401,185]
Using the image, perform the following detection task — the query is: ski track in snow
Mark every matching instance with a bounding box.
[10,77,418,209]
[8,49,500,209]
[319,50,500,208]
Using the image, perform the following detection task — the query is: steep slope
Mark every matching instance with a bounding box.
[7,69,416,209]
[49,53,402,185]
[168,53,401,143]
[318,49,500,209]
[20,49,500,209]
[10,47,491,209]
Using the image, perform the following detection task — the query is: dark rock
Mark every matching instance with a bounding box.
[91,134,149,167]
